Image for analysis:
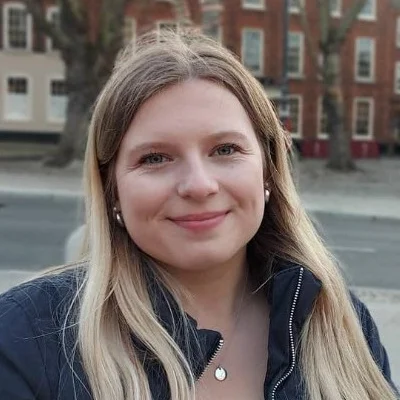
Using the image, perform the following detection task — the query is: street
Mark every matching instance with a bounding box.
[0,193,399,289]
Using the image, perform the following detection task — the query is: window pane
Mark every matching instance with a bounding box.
[355,101,372,136]
[320,98,328,134]
[49,80,67,121]
[359,0,374,17]
[356,38,373,79]
[288,33,301,75]
[5,77,29,120]
[202,6,222,42]
[243,0,263,6]
[243,30,262,73]
[395,63,400,94]
[7,7,28,49]
[330,0,340,14]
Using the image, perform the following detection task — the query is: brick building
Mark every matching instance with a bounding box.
[1,0,400,156]
[213,0,400,157]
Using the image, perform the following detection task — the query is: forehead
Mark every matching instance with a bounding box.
[121,79,258,147]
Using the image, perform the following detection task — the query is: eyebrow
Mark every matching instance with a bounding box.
[127,130,250,155]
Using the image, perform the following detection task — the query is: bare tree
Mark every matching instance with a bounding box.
[23,0,133,166]
[295,0,368,171]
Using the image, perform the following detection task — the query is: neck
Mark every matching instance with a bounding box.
[166,250,252,331]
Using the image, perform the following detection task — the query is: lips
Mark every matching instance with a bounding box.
[168,211,229,232]
[170,211,228,222]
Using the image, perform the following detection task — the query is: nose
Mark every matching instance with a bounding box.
[177,159,219,200]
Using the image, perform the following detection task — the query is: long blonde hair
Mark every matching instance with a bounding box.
[76,31,397,399]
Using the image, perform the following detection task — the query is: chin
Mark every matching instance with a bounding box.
[172,250,241,272]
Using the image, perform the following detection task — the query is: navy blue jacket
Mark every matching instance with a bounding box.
[0,263,398,399]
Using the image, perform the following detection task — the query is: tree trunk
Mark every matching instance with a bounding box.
[44,57,99,167]
[325,51,356,171]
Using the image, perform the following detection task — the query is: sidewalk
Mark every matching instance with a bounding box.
[0,157,399,387]
[0,158,399,218]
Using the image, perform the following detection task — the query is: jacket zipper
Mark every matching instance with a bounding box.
[270,267,304,400]
[197,338,224,381]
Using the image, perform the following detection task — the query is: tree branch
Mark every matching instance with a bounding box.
[93,0,127,79]
[23,0,71,50]
[334,0,368,45]
[318,0,330,48]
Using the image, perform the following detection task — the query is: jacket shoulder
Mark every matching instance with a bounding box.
[0,266,86,399]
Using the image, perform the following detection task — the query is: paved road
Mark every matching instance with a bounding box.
[0,193,84,270]
[310,212,400,289]
[0,193,399,289]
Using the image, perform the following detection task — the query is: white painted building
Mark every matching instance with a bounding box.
[0,1,66,138]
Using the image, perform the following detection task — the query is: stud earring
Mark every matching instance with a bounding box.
[113,206,125,228]
[265,189,271,203]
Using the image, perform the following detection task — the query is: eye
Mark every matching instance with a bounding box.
[140,153,169,165]
[214,144,239,156]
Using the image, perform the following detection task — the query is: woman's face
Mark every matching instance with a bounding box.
[115,79,266,272]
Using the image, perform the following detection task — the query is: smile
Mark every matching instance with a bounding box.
[168,211,229,232]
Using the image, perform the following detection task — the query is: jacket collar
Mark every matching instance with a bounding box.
[146,260,322,388]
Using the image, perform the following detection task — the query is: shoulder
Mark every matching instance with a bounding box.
[0,266,85,324]
[0,265,87,399]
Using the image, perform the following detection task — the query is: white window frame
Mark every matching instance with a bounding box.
[355,37,375,83]
[124,16,136,46]
[2,2,33,51]
[3,74,32,121]
[242,0,265,11]
[330,0,341,17]
[352,97,374,140]
[47,75,68,123]
[396,17,400,48]
[357,0,376,21]
[287,31,304,78]
[317,96,328,139]
[241,28,264,76]
[394,62,400,95]
[288,95,303,138]
[46,5,59,52]
[288,0,304,14]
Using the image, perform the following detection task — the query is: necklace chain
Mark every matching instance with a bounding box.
[213,271,251,382]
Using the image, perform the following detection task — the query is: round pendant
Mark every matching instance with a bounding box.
[214,366,227,381]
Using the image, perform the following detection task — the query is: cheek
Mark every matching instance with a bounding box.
[116,175,170,225]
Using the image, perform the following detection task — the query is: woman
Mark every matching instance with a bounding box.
[0,31,398,400]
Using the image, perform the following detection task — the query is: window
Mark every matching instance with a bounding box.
[394,62,400,94]
[358,0,376,20]
[48,79,67,122]
[3,2,32,50]
[318,97,328,138]
[288,96,302,137]
[355,37,375,82]
[202,3,223,42]
[124,17,136,46]
[46,6,59,51]
[4,76,31,120]
[288,0,304,13]
[353,98,374,138]
[242,0,265,10]
[396,17,400,48]
[330,0,341,17]
[288,32,304,77]
[242,29,263,75]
